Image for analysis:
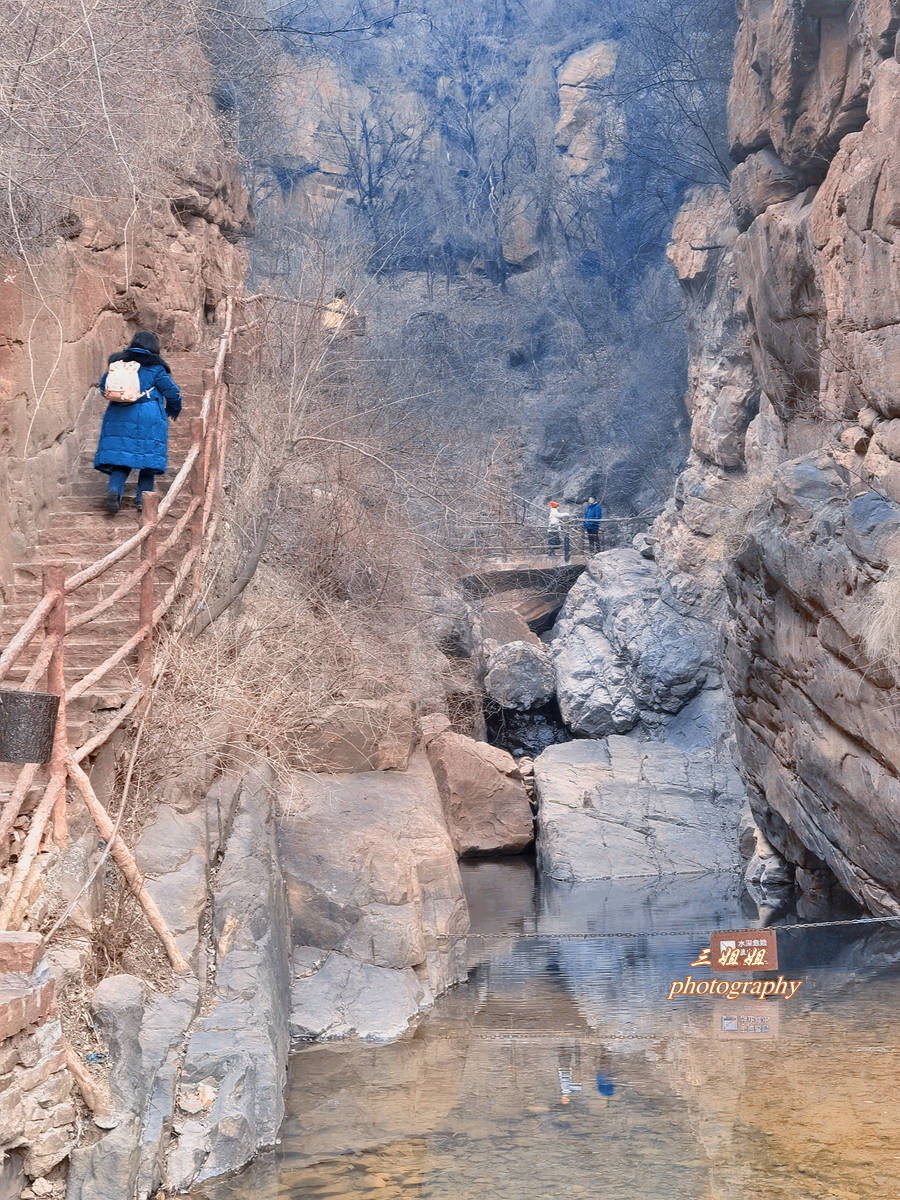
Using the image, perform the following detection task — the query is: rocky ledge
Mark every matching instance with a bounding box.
[280,754,470,1043]
[535,693,745,882]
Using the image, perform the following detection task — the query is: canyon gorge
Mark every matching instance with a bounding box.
[0,0,897,1195]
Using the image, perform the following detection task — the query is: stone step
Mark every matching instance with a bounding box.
[4,647,137,672]
[36,536,144,556]
[65,477,187,499]
[2,604,140,626]
[14,557,179,579]
[38,502,192,529]
[3,653,137,678]
[39,499,194,527]
[1,342,220,769]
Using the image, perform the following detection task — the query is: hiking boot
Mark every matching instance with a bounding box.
[135,495,143,514]
[106,490,121,515]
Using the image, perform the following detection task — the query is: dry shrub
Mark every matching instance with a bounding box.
[0,0,222,250]
[703,470,775,561]
[148,585,398,776]
[132,273,517,804]
[860,558,900,671]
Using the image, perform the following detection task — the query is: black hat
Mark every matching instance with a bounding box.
[128,330,160,355]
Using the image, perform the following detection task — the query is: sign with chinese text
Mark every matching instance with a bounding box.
[710,928,778,972]
[713,1000,780,1039]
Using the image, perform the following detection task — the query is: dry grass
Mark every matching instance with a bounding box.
[132,294,496,794]
[0,0,224,252]
[702,470,775,562]
[146,589,400,778]
[860,559,900,671]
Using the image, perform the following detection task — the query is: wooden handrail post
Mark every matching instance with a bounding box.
[214,385,229,511]
[190,418,205,537]
[138,492,159,702]
[201,406,213,490]
[189,418,205,601]
[43,565,68,848]
[67,757,190,974]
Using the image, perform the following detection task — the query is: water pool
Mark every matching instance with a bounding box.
[194,860,900,1199]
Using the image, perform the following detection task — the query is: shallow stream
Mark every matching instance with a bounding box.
[195,860,900,1199]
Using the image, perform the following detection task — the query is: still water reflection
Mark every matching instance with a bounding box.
[195,860,900,1199]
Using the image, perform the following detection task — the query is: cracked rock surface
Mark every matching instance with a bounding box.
[534,719,744,881]
[551,549,718,737]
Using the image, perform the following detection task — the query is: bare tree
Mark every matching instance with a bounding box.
[589,0,736,186]
[0,0,222,252]
[328,100,427,244]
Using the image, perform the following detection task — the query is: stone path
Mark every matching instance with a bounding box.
[0,349,212,788]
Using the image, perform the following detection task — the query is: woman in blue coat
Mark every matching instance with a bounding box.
[94,330,182,514]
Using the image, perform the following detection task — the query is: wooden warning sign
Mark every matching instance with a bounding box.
[710,928,778,972]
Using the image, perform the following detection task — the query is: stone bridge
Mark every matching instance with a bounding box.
[459,556,588,634]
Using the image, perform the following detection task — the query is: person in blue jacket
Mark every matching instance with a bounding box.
[94,330,182,515]
[584,497,603,554]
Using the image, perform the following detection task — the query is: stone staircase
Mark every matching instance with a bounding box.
[0,348,212,778]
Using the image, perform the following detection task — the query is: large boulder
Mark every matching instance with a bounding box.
[299,696,417,772]
[534,726,744,882]
[425,730,533,856]
[483,640,556,711]
[166,765,292,1192]
[278,753,470,1032]
[551,550,716,737]
[729,148,805,231]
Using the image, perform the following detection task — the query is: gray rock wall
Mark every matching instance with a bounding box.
[661,0,900,911]
[67,766,294,1200]
[279,754,470,1043]
[166,765,292,1192]
[725,456,900,913]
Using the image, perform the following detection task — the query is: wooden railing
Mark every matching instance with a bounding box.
[462,514,652,563]
[0,300,235,969]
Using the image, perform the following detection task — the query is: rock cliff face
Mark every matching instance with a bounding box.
[0,168,249,587]
[249,2,726,515]
[661,0,900,911]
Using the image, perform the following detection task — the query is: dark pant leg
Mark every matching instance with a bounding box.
[588,530,600,554]
[108,467,129,497]
[563,533,571,563]
[135,468,157,506]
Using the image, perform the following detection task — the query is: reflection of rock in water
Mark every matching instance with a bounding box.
[537,871,749,936]
[664,981,900,1200]
[193,867,900,1200]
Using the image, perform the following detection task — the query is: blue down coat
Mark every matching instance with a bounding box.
[94,348,182,475]
[584,502,603,532]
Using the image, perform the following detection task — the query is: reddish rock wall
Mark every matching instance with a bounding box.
[0,166,249,590]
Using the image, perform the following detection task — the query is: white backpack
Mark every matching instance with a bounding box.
[104,360,150,404]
